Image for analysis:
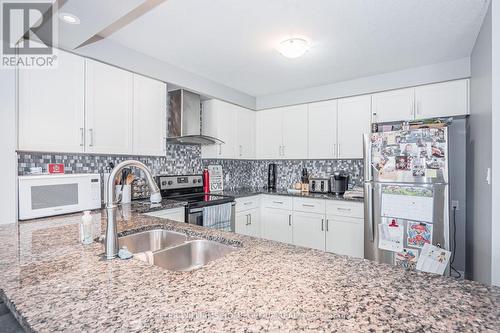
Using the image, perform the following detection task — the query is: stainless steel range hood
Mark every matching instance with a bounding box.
[167,89,223,145]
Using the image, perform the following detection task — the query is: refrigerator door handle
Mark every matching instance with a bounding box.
[363,134,372,181]
[364,182,375,242]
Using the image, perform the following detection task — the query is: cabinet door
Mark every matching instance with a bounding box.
[201,100,236,158]
[256,108,283,159]
[261,208,293,244]
[308,100,338,159]
[246,207,261,237]
[282,104,308,159]
[415,79,469,119]
[85,59,133,154]
[236,107,256,159]
[371,88,415,123]
[325,216,363,258]
[133,74,167,156]
[18,49,85,153]
[337,95,372,159]
[292,212,325,250]
[235,211,250,235]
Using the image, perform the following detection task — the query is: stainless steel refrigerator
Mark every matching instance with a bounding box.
[363,126,451,271]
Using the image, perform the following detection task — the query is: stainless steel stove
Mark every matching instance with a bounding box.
[156,175,235,230]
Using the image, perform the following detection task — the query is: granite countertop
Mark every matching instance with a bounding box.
[218,187,364,202]
[0,205,499,332]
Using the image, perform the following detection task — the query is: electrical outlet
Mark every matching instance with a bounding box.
[451,200,459,210]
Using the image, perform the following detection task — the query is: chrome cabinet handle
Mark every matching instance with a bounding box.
[88,129,94,147]
[326,219,329,232]
[302,204,314,208]
[333,144,336,158]
[245,214,250,226]
[239,145,242,157]
[79,128,84,147]
[243,201,252,206]
[337,207,352,211]
[321,219,324,231]
[288,215,292,226]
[273,201,284,204]
[218,144,222,155]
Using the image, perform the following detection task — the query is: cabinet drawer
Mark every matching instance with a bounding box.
[235,195,260,212]
[261,195,292,210]
[325,201,363,218]
[292,197,325,214]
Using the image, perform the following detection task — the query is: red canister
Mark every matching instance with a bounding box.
[202,169,210,193]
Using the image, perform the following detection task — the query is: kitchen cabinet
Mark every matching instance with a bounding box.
[415,79,469,119]
[281,105,308,159]
[144,208,185,222]
[325,216,364,258]
[85,59,134,154]
[292,211,325,250]
[18,49,85,153]
[371,88,415,123]
[235,208,261,237]
[307,100,338,159]
[256,105,308,159]
[256,108,283,159]
[261,207,293,244]
[133,74,167,156]
[337,95,372,159]
[236,107,256,159]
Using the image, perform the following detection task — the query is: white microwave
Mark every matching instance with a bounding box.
[18,173,102,220]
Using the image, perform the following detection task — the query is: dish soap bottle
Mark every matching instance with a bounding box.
[80,210,93,245]
[301,168,309,193]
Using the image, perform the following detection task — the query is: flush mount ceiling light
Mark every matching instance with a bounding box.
[277,38,309,58]
[59,12,80,24]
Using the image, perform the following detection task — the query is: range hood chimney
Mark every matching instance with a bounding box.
[167,89,223,145]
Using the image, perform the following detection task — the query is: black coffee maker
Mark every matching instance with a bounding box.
[268,163,277,189]
[330,171,349,195]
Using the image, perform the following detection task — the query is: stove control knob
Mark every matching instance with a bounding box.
[197,179,202,183]
[193,179,197,183]
[161,181,167,186]
[167,180,173,185]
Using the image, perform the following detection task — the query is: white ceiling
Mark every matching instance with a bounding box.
[106,0,487,97]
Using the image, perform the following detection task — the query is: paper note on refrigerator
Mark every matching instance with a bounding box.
[378,218,404,252]
[381,185,434,223]
[416,243,451,275]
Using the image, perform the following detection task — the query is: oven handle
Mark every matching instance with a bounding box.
[188,201,235,213]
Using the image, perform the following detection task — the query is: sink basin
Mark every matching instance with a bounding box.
[153,240,237,271]
[118,229,187,253]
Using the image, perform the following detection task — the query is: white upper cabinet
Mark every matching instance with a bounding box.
[415,79,469,119]
[371,88,414,123]
[18,49,85,153]
[85,59,134,154]
[256,108,283,159]
[236,106,256,159]
[133,74,167,156]
[308,100,338,159]
[281,104,308,159]
[202,99,237,158]
[337,95,372,159]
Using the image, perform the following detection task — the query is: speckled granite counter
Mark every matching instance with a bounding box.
[219,187,364,202]
[0,205,498,332]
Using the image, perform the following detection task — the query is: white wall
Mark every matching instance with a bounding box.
[0,42,18,225]
[491,0,500,287]
[468,3,492,285]
[256,57,471,109]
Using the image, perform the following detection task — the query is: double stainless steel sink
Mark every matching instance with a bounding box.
[118,229,236,272]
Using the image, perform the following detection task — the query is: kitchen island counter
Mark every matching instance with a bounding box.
[0,206,498,332]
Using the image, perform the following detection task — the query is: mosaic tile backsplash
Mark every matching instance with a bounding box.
[18,147,363,189]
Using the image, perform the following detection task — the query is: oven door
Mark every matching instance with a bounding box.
[187,203,236,231]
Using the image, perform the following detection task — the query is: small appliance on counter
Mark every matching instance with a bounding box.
[330,171,349,195]
[309,178,330,193]
[268,163,277,189]
[18,173,102,220]
[301,168,309,192]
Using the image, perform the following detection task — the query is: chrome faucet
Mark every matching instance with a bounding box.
[105,160,162,260]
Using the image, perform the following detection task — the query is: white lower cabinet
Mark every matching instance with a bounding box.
[261,207,293,244]
[292,212,325,250]
[325,216,364,258]
[235,208,261,237]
